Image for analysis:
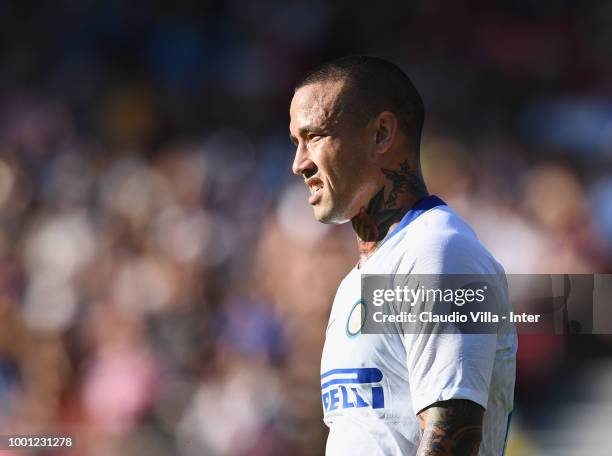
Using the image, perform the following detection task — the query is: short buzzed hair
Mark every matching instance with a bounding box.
[295,55,425,149]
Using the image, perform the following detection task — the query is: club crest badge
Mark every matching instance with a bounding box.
[346,300,366,337]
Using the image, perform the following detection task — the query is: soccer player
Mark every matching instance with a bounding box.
[289,56,517,455]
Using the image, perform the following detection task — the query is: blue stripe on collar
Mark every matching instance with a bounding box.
[383,195,446,244]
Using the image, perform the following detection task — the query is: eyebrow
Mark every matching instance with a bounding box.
[289,126,327,145]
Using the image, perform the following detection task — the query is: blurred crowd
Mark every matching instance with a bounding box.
[1,1,611,455]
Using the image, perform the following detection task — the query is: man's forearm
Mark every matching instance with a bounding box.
[416,399,484,456]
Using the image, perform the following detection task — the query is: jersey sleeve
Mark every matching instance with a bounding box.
[404,330,496,413]
[397,231,500,414]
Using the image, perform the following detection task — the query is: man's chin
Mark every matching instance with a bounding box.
[313,206,350,224]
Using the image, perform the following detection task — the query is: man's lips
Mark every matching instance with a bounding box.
[305,176,324,205]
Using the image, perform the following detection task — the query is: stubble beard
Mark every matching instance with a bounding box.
[313,191,354,224]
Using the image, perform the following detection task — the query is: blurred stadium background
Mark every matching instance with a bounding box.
[1,1,611,455]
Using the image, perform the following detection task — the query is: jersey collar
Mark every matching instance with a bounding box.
[383,195,446,244]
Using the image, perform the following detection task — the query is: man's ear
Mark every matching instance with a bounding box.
[373,111,398,155]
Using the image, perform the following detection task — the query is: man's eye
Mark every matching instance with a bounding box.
[308,134,323,142]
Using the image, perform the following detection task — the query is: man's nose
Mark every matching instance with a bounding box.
[292,145,315,177]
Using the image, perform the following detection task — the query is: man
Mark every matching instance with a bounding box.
[289,55,516,455]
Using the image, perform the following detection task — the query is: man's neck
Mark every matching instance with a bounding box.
[351,159,427,267]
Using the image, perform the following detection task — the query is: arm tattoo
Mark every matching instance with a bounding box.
[416,399,484,456]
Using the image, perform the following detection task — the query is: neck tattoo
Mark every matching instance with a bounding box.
[351,160,427,265]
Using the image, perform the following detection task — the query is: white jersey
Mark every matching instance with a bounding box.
[321,197,516,455]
